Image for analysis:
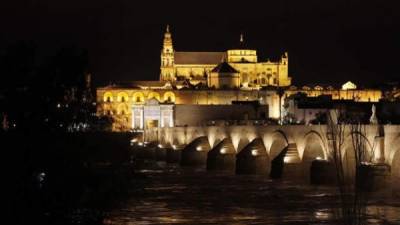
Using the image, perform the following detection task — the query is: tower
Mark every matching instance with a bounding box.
[277,52,290,86]
[160,25,175,81]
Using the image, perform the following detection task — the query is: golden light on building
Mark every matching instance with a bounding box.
[95,26,384,132]
[342,81,357,90]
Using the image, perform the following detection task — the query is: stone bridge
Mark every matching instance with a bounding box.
[142,125,400,187]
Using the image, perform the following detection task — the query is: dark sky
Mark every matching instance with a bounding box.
[1,0,399,87]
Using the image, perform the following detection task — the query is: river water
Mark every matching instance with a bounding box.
[104,161,400,225]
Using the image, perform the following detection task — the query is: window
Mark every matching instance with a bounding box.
[261,78,266,84]
[136,96,140,102]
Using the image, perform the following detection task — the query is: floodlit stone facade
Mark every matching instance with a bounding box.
[160,26,291,87]
[96,25,383,131]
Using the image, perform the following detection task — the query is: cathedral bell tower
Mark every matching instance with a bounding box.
[160,25,175,81]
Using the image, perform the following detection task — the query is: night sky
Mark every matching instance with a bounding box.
[1,0,399,87]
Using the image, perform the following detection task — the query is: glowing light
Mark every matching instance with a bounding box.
[220,148,227,154]
[342,81,357,90]
[172,144,177,150]
[196,146,203,151]
[316,156,323,160]
[284,157,291,163]
[158,144,163,148]
[138,142,143,146]
[251,150,259,156]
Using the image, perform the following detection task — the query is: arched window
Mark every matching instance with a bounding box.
[117,104,128,115]
[163,91,175,103]
[132,92,145,103]
[103,92,114,102]
[261,78,266,84]
[117,92,129,102]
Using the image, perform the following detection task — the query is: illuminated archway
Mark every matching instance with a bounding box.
[269,130,289,160]
[132,92,145,103]
[342,142,356,181]
[392,149,400,190]
[147,92,161,101]
[163,91,176,103]
[236,138,249,153]
[302,133,326,182]
[117,92,129,102]
[103,92,114,102]
[302,132,326,161]
[103,104,112,115]
[117,103,128,115]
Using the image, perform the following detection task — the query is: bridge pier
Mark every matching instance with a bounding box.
[166,146,183,163]
[310,159,337,185]
[207,138,236,172]
[134,143,156,160]
[155,145,167,161]
[236,138,270,175]
[357,164,391,191]
[281,143,304,180]
[180,137,211,166]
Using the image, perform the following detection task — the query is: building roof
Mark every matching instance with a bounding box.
[211,62,239,73]
[100,81,172,90]
[174,52,225,64]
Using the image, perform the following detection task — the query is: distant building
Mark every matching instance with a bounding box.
[160,25,291,87]
[96,25,383,131]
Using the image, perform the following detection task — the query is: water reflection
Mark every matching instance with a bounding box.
[105,162,400,225]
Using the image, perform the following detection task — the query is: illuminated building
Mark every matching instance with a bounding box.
[96,26,383,131]
[160,25,291,87]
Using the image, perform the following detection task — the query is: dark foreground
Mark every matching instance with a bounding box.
[105,161,400,225]
[5,132,400,225]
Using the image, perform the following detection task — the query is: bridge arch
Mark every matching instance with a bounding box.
[342,137,357,181]
[387,135,400,165]
[302,131,326,161]
[300,131,327,182]
[269,130,289,160]
[236,138,250,153]
[392,148,400,190]
[348,131,375,162]
[207,127,227,148]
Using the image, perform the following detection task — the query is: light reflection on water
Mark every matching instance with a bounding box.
[105,162,400,225]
